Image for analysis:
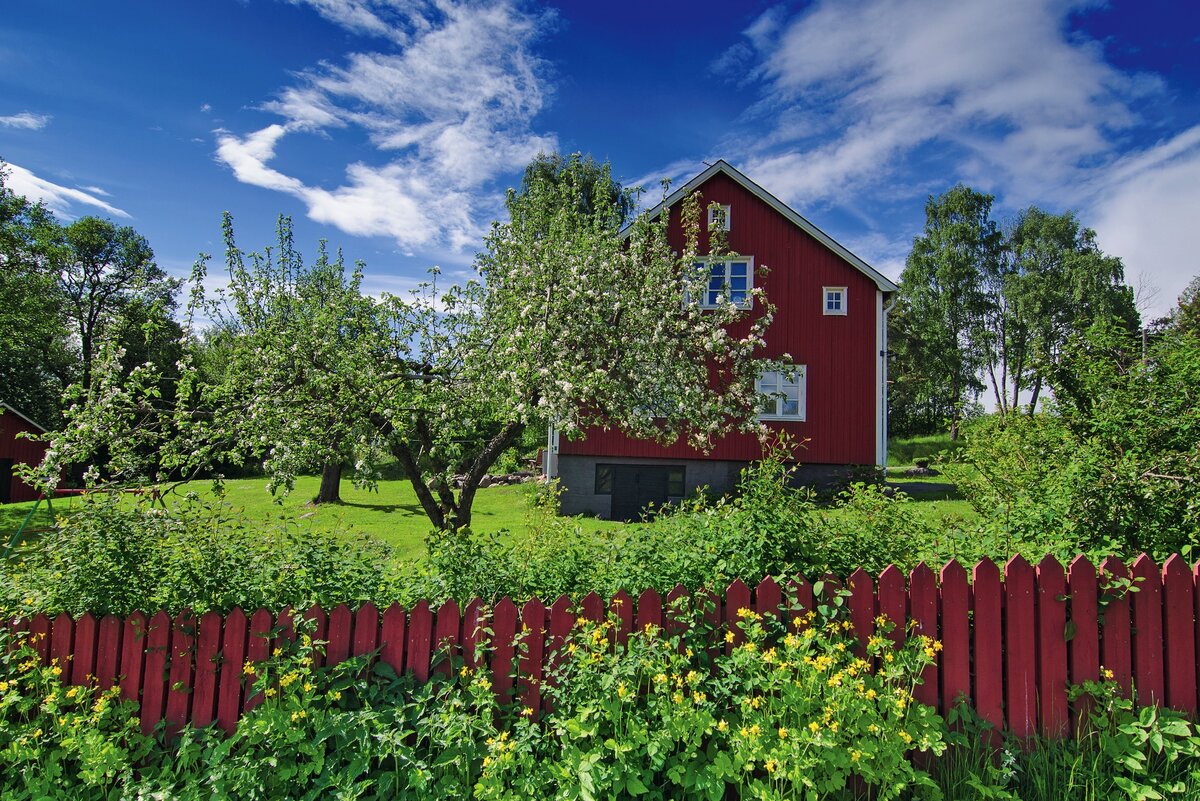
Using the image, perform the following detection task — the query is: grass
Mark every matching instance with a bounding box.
[1,476,624,561]
[3,469,976,565]
[887,432,962,467]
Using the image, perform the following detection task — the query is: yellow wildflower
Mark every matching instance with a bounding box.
[807,721,820,734]
[778,727,788,739]
[765,759,777,774]
[717,720,728,732]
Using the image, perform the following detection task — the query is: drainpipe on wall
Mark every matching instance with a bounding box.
[881,293,898,471]
[543,422,559,479]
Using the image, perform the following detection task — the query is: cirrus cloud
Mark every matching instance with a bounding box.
[215,0,557,253]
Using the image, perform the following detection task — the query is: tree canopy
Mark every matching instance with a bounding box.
[37,154,775,532]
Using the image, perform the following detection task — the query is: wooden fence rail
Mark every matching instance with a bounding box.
[5,553,1199,738]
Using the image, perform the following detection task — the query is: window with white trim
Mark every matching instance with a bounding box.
[707,204,731,231]
[692,257,753,309]
[823,286,847,315]
[757,366,806,420]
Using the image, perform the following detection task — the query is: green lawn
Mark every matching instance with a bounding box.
[1,476,623,560]
[4,471,976,564]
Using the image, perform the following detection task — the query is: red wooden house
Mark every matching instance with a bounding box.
[549,161,898,520]
[1,403,50,503]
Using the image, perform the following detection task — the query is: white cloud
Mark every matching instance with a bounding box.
[216,0,557,252]
[0,111,51,130]
[1088,127,1200,321]
[3,162,129,219]
[731,0,1153,209]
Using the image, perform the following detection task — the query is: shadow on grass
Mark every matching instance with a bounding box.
[338,500,428,516]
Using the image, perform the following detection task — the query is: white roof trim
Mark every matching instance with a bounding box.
[1,403,48,433]
[629,160,899,294]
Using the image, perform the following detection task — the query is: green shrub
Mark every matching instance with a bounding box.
[1,492,403,616]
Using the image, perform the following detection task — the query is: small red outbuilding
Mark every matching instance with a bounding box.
[1,403,50,503]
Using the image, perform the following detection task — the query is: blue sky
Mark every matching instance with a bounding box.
[3,0,1199,319]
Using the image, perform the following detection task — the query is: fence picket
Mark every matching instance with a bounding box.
[611,590,634,646]
[755,576,783,622]
[1005,555,1038,738]
[50,612,74,671]
[192,611,222,729]
[461,599,485,671]
[847,568,875,655]
[118,612,147,707]
[353,602,381,662]
[431,600,460,677]
[94,615,124,691]
[28,613,50,664]
[876,566,906,647]
[243,609,273,713]
[786,576,814,630]
[491,597,519,707]
[305,605,328,667]
[973,559,1003,737]
[909,563,938,709]
[164,610,196,740]
[939,561,970,716]
[406,601,433,682]
[70,613,98,685]
[215,608,248,736]
[519,598,546,716]
[1131,554,1165,706]
[380,604,407,675]
[725,580,751,650]
[636,589,662,636]
[1100,557,1133,697]
[326,604,354,667]
[139,611,172,735]
[1036,555,1069,737]
[1161,556,1196,714]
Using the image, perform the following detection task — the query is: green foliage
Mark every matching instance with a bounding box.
[887,433,962,467]
[0,627,153,799]
[947,322,1200,562]
[933,680,1200,800]
[894,185,998,437]
[0,493,400,616]
[478,602,945,800]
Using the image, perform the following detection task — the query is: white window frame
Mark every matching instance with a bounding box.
[707,204,731,231]
[756,365,807,421]
[823,286,847,316]
[692,256,754,309]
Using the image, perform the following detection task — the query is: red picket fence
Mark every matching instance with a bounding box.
[6,553,1200,739]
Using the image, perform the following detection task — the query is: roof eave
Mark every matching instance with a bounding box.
[624,160,899,294]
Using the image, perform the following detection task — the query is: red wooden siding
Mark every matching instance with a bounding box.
[0,407,51,503]
[560,171,880,465]
[9,553,1199,739]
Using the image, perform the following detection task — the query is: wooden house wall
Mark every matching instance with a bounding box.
[560,171,879,465]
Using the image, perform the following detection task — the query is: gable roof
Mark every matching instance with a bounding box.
[1,403,48,433]
[633,160,899,294]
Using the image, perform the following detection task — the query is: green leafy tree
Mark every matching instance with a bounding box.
[1169,274,1200,337]
[49,216,180,393]
[895,185,999,438]
[366,156,773,530]
[37,156,774,532]
[985,208,1137,414]
[0,164,73,425]
[192,215,389,504]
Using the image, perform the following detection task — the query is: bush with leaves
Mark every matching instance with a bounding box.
[946,322,1200,563]
[1,492,401,617]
